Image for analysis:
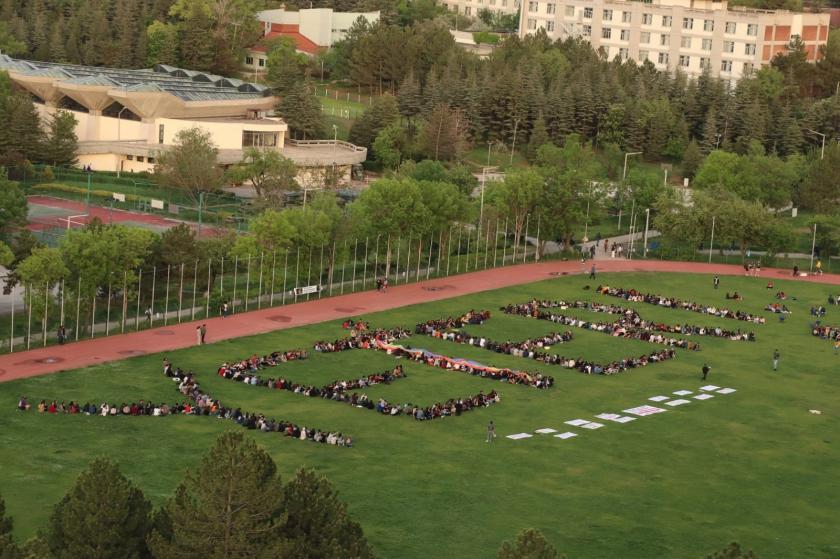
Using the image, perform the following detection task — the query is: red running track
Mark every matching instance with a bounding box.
[1,259,838,383]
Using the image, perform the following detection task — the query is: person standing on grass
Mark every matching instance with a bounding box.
[196,325,202,345]
[713,276,720,290]
[200,324,207,344]
[773,349,780,371]
[486,420,496,443]
[702,363,710,381]
[589,263,596,280]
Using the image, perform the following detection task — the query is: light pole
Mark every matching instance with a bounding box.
[620,152,641,231]
[486,140,493,167]
[332,124,338,154]
[510,119,519,166]
[708,215,715,264]
[643,208,650,258]
[583,180,593,243]
[806,129,826,160]
[810,223,817,273]
[715,133,722,149]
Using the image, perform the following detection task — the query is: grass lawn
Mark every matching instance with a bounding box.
[1,272,839,558]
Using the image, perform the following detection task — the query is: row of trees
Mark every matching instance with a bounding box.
[0,431,373,558]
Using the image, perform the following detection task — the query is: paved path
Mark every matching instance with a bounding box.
[2,259,838,383]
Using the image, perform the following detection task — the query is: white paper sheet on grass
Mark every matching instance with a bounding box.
[535,428,557,434]
[673,390,693,396]
[666,399,691,406]
[595,413,621,420]
[581,422,604,429]
[717,388,737,394]
[693,393,714,400]
[554,432,578,439]
[648,395,670,402]
[565,419,591,426]
[624,405,667,416]
[507,433,533,440]
[611,416,637,423]
[700,385,721,391]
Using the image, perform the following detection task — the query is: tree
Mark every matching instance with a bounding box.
[0,21,25,56]
[681,139,703,180]
[280,468,373,559]
[248,209,297,253]
[0,493,19,559]
[798,143,840,212]
[154,127,224,207]
[417,104,469,161]
[42,110,78,167]
[15,246,68,320]
[265,37,309,96]
[158,223,199,267]
[276,79,325,140]
[396,68,422,121]
[491,168,544,250]
[372,123,410,169]
[497,528,563,559]
[45,458,151,559]
[707,542,758,559]
[0,173,27,243]
[526,114,549,162]
[349,93,400,149]
[0,242,13,268]
[148,431,286,559]
[0,89,44,164]
[145,20,179,66]
[229,148,299,207]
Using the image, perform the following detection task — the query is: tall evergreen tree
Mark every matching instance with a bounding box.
[700,107,720,154]
[276,79,325,140]
[45,458,152,559]
[497,528,563,559]
[0,493,19,559]
[526,113,549,162]
[42,110,78,167]
[148,431,286,559]
[681,139,703,179]
[396,68,422,121]
[348,92,399,148]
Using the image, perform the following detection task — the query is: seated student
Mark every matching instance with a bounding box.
[17,396,30,411]
[766,281,774,289]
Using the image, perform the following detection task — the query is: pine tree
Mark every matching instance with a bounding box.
[47,20,66,62]
[497,528,563,559]
[681,139,703,179]
[418,104,468,161]
[397,68,422,121]
[0,92,44,163]
[526,113,549,162]
[43,110,78,167]
[349,92,400,148]
[45,458,151,559]
[774,104,803,157]
[700,107,720,154]
[277,79,325,140]
[148,431,286,559]
[280,468,374,559]
[0,493,19,559]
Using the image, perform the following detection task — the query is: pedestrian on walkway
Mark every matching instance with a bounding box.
[816,260,823,275]
[603,239,609,252]
[589,244,596,259]
[772,349,780,371]
[221,302,230,318]
[713,276,720,289]
[145,306,152,325]
[486,420,496,443]
[702,363,710,380]
[589,263,596,279]
[196,325,202,345]
[57,324,66,345]
[200,324,207,344]
[793,265,799,277]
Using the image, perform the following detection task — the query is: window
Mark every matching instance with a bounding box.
[126,154,133,160]
[564,5,574,15]
[681,36,691,48]
[546,3,555,13]
[147,157,155,164]
[640,32,650,43]
[747,23,758,36]
[242,131,278,148]
[620,29,630,40]
[136,156,145,163]
[619,47,628,59]
[679,55,690,67]
[639,50,649,61]
[602,27,612,39]
[528,1,537,12]
[546,21,555,31]
[723,40,734,53]
[622,11,631,23]
[527,18,536,29]
[745,43,756,55]
[662,15,672,27]
[700,57,710,69]
[465,6,471,14]
[658,52,669,65]
[682,17,693,30]
[743,62,754,73]
[582,24,592,36]
[704,19,714,32]
[642,13,652,24]
[583,7,592,18]
[245,56,254,65]
[660,33,670,46]
[258,58,265,67]
[725,21,736,33]
[158,124,164,144]
[702,38,712,50]
[603,9,613,20]
[721,60,732,72]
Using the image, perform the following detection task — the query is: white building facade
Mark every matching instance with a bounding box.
[519,0,829,81]
[439,0,521,17]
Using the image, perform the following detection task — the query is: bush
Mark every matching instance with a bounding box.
[31,183,142,203]
[473,31,500,45]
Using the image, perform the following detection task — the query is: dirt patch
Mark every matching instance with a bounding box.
[267,315,292,323]
[334,307,365,313]
[422,285,455,292]
[118,350,147,356]
[0,369,5,377]
[14,357,65,366]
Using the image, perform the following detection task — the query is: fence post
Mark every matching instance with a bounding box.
[42,281,48,348]
[394,237,401,285]
[435,230,443,279]
[105,279,112,336]
[455,227,462,274]
[341,240,347,294]
[282,250,289,305]
[446,227,453,277]
[294,247,300,303]
[9,299,14,353]
[362,237,369,290]
[270,251,277,307]
[426,232,434,280]
[177,264,185,323]
[535,214,541,262]
[164,265,171,325]
[329,241,336,295]
[258,252,265,309]
[374,235,380,283]
[245,254,252,310]
[205,259,212,318]
[232,256,238,314]
[465,228,471,272]
[306,246,314,300]
[121,271,128,333]
[60,278,65,329]
[502,218,508,267]
[135,269,142,331]
[191,260,198,320]
[405,233,412,283]
[522,214,530,264]
[351,238,358,292]
[318,244,325,298]
[75,277,81,340]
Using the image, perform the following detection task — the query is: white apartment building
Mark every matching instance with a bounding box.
[439,0,521,17]
[519,0,830,81]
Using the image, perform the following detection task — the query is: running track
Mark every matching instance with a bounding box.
[1,259,838,383]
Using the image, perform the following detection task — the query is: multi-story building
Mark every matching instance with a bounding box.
[244,8,380,71]
[0,55,366,177]
[519,0,829,82]
[439,0,521,17]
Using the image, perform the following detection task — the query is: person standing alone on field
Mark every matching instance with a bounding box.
[713,276,720,290]
[702,363,710,380]
[200,324,207,344]
[773,349,780,371]
[589,263,596,280]
[486,420,496,443]
[196,325,202,345]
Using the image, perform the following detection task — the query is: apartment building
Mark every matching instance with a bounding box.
[519,0,829,81]
[439,0,521,17]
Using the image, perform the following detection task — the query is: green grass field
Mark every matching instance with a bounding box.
[1,272,839,558]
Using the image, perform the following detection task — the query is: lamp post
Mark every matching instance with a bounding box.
[619,152,642,231]
[486,140,493,167]
[806,129,826,160]
[715,133,722,149]
[810,223,817,273]
[643,208,650,258]
[510,119,520,166]
[332,124,337,154]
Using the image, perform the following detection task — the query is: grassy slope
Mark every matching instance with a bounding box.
[1,272,839,558]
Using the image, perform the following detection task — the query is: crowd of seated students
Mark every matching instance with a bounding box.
[812,324,840,340]
[369,390,500,419]
[597,286,766,324]
[810,305,827,317]
[725,292,743,301]
[766,303,792,314]
[204,350,308,380]
[313,328,411,353]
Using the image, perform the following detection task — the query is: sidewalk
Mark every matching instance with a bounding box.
[2,259,839,383]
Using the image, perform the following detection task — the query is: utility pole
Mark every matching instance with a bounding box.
[198,191,204,237]
[810,223,817,273]
[708,215,715,264]
[643,208,650,258]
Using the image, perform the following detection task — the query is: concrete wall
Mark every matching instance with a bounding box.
[35,105,150,143]
[156,118,287,151]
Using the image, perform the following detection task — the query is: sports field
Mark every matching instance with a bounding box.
[1,271,838,558]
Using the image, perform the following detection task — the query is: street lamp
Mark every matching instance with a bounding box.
[332,124,338,154]
[486,140,493,167]
[714,133,722,149]
[116,106,128,178]
[643,208,650,258]
[619,152,642,232]
[806,129,826,160]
